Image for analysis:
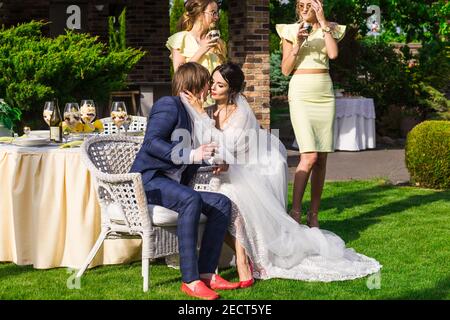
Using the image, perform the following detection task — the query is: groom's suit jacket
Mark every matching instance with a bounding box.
[130,96,199,187]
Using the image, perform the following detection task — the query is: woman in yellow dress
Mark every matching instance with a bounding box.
[166,0,227,74]
[276,0,346,228]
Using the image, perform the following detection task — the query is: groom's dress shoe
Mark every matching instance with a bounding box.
[181,282,219,300]
[201,274,241,290]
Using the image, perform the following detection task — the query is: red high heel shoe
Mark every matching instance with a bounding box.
[239,260,255,288]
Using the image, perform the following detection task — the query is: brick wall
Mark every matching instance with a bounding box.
[228,0,271,129]
[0,0,171,85]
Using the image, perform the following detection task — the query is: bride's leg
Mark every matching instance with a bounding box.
[309,152,328,228]
[292,152,318,223]
[235,238,252,282]
[224,233,252,282]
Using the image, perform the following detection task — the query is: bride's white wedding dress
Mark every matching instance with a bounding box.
[180,94,382,281]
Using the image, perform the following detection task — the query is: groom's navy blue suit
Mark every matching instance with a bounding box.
[130,96,231,283]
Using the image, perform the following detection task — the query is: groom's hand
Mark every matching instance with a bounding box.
[192,143,217,163]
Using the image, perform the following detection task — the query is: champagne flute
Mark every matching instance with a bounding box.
[110,101,128,134]
[80,99,97,132]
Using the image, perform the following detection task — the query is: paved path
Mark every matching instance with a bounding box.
[287,148,410,184]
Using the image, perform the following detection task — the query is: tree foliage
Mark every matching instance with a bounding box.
[170,0,186,35]
[109,8,127,51]
[0,21,145,126]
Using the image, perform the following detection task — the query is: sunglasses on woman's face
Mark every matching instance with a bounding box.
[299,3,312,11]
[204,11,219,18]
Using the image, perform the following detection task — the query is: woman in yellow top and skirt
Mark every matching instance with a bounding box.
[276,0,345,228]
[166,0,227,75]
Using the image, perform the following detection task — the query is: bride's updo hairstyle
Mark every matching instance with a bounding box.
[212,62,245,104]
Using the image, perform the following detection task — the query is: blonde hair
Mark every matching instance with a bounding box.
[172,62,211,96]
[177,0,227,65]
[177,0,218,32]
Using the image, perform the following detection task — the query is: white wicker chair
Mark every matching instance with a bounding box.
[76,135,217,292]
[100,116,147,135]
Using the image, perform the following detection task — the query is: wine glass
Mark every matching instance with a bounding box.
[64,103,81,130]
[43,101,55,126]
[110,101,128,134]
[303,22,312,48]
[207,29,220,41]
[80,100,97,132]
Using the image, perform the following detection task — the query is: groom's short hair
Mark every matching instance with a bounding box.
[172,62,210,96]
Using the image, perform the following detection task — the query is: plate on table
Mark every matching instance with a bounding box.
[29,130,50,139]
[12,137,51,147]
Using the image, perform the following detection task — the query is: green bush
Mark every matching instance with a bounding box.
[405,120,450,189]
[0,99,22,130]
[0,21,145,128]
[270,50,291,97]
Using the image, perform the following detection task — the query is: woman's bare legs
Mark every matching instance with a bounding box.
[224,233,252,281]
[308,153,328,228]
[291,152,318,223]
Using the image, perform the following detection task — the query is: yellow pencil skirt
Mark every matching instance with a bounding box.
[288,73,335,153]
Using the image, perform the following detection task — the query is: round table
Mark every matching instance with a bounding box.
[0,144,141,269]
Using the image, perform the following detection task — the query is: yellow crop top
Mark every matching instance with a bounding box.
[166,31,226,73]
[276,23,346,70]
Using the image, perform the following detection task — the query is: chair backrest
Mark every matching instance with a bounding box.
[82,135,143,175]
[100,116,147,135]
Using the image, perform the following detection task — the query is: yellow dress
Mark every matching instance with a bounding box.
[276,23,346,153]
[166,31,225,74]
[167,31,227,106]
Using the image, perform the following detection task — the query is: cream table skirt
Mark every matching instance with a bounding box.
[0,144,141,269]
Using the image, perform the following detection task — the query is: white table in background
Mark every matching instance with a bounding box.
[291,97,376,152]
[333,97,376,151]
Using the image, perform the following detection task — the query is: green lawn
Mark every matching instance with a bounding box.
[1,179,449,300]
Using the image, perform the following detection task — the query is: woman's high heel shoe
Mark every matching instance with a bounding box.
[289,209,302,224]
[306,211,320,228]
[239,260,254,289]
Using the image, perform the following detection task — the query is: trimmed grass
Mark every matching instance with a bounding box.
[1,179,449,300]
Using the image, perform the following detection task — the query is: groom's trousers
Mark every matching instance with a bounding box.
[144,174,231,283]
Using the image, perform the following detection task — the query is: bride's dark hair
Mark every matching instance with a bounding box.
[211,62,245,104]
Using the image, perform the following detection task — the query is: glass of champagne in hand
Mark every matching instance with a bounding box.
[303,22,312,48]
[110,101,128,134]
[80,99,97,131]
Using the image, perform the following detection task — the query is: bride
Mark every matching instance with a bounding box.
[181,62,382,284]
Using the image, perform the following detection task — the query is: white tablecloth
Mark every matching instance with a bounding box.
[333,97,376,151]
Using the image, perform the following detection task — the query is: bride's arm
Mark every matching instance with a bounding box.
[183,90,207,115]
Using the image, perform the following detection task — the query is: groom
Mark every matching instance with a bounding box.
[130,62,239,300]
